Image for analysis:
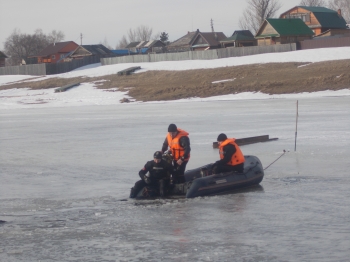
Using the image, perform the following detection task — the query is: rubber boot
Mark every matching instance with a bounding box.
[159,180,164,197]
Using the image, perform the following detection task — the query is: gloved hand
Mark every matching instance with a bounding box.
[144,173,152,184]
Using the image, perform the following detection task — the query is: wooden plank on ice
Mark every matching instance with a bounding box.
[212,135,278,148]
[117,66,141,75]
[54,82,80,93]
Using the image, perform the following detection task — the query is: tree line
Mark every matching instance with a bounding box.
[3,0,349,66]
[4,29,65,66]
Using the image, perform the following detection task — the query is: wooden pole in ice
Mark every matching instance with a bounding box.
[294,100,299,152]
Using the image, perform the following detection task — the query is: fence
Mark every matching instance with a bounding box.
[101,44,297,65]
[0,64,46,76]
[0,44,297,75]
[299,36,350,50]
[45,56,100,75]
[0,55,101,76]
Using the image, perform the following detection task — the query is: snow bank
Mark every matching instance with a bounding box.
[1,47,350,109]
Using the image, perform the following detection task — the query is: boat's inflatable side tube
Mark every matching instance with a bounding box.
[186,155,264,198]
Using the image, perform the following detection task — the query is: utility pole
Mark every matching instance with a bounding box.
[211,18,217,40]
[210,18,214,32]
[80,33,83,45]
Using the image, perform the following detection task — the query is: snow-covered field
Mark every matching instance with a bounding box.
[1,47,350,109]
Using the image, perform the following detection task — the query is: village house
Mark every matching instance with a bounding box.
[313,28,350,38]
[63,44,114,62]
[125,40,165,53]
[191,31,227,50]
[166,31,197,52]
[167,29,227,52]
[125,42,139,53]
[0,51,8,67]
[220,30,256,48]
[279,6,348,36]
[32,41,79,64]
[255,18,314,46]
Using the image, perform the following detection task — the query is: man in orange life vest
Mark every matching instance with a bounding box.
[212,133,245,174]
[161,123,191,183]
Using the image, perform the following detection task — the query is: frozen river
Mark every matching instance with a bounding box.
[1,96,350,261]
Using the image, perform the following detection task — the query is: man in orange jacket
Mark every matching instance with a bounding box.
[212,133,245,174]
[161,123,191,183]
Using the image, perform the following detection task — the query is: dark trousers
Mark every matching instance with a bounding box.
[173,160,188,183]
[212,163,244,174]
[130,179,170,198]
[130,180,147,198]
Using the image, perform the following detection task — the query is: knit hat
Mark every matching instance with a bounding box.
[217,133,227,142]
[153,151,163,159]
[168,123,177,132]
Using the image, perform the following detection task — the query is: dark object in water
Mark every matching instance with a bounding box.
[133,155,264,199]
[0,220,6,224]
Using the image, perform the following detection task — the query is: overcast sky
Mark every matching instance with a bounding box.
[0,0,301,50]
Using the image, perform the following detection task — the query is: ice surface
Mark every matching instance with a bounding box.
[1,96,350,261]
[1,47,349,261]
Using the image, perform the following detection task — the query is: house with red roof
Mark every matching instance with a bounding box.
[34,41,79,63]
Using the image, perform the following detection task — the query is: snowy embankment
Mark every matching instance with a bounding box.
[1,47,350,109]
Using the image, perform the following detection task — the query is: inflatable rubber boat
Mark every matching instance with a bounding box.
[134,155,264,199]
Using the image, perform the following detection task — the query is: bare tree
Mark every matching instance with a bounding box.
[299,0,326,6]
[135,25,153,41]
[4,28,65,66]
[239,0,282,34]
[328,0,350,23]
[127,28,138,42]
[4,29,24,65]
[116,35,128,49]
[117,25,157,48]
[100,37,113,50]
[126,25,154,42]
[47,30,65,44]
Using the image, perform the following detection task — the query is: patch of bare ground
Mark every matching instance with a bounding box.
[1,60,350,101]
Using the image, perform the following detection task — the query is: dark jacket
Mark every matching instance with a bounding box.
[161,136,191,160]
[139,159,174,180]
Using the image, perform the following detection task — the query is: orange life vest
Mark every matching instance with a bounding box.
[219,138,245,166]
[166,129,190,161]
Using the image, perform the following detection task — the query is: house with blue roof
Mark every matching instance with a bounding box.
[280,6,348,36]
